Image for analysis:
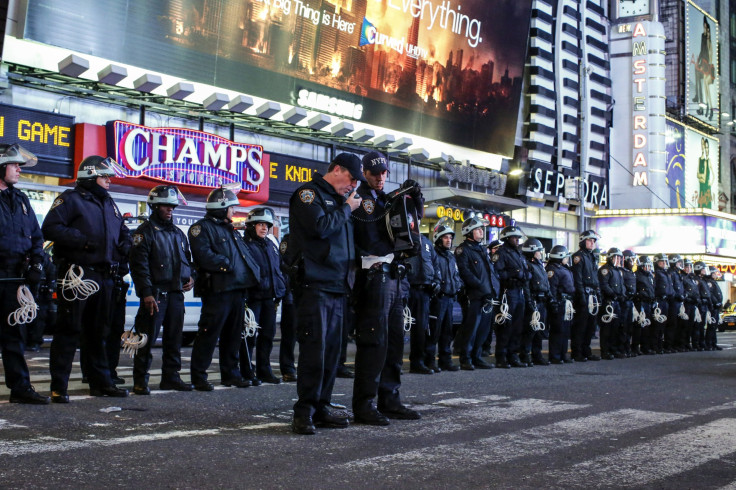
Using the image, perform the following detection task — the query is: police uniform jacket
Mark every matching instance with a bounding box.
[653,265,674,301]
[434,245,463,297]
[407,234,440,287]
[598,262,625,302]
[244,233,287,300]
[705,277,723,309]
[288,173,355,294]
[682,273,700,304]
[572,248,600,298]
[455,238,498,300]
[635,269,655,302]
[667,267,684,301]
[621,267,636,300]
[546,262,574,305]
[42,185,131,268]
[0,186,43,270]
[696,275,712,307]
[353,184,393,257]
[493,242,530,291]
[523,258,550,302]
[188,214,259,295]
[129,214,193,298]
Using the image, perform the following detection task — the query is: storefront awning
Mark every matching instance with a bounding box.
[422,186,526,212]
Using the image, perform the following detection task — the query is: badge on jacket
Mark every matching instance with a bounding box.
[601,268,608,275]
[573,256,581,264]
[299,189,315,204]
[190,225,202,237]
[51,198,63,210]
[547,270,554,278]
[132,234,144,246]
[362,199,375,214]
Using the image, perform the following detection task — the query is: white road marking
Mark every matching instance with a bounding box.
[547,418,736,486]
[0,419,27,429]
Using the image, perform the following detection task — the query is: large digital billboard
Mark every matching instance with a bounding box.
[22,0,533,157]
[685,1,719,128]
[665,119,686,208]
[595,215,706,255]
[684,127,719,210]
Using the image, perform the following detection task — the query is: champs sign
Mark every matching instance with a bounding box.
[107,121,268,203]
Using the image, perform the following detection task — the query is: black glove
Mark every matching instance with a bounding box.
[526,301,536,312]
[24,263,42,287]
[676,294,684,302]
[430,282,441,297]
[401,179,419,191]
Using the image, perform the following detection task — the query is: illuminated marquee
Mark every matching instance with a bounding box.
[632,22,649,187]
[108,121,265,194]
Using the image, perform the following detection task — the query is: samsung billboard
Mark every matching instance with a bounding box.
[22,0,533,157]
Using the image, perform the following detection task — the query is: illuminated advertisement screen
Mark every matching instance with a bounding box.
[705,216,736,257]
[685,1,719,127]
[665,120,686,208]
[595,215,706,255]
[23,0,533,156]
[684,127,719,210]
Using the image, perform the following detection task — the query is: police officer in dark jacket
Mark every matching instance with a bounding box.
[429,224,463,371]
[651,253,674,354]
[693,261,711,350]
[43,155,132,402]
[492,225,530,367]
[704,266,723,350]
[288,153,363,435]
[352,151,423,426]
[188,187,259,391]
[407,221,441,374]
[634,256,655,355]
[278,234,298,383]
[667,254,686,352]
[129,185,194,394]
[26,249,56,351]
[571,230,601,362]
[0,144,48,404]
[546,245,575,364]
[598,248,625,360]
[241,207,287,384]
[620,250,638,357]
[454,217,498,370]
[521,238,550,366]
[681,260,700,350]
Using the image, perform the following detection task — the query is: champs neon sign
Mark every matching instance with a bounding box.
[108,121,265,192]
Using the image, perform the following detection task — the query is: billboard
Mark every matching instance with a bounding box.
[664,120,685,208]
[685,1,719,127]
[22,0,533,156]
[684,127,718,210]
[595,215,706,255]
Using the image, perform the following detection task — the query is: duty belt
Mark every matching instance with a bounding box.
[86,263,120,277]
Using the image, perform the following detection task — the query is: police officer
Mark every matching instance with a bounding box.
[278,234,298,382]
[429,224,463,372]
[693,261,712,351]
[43,155,132,401]
[129,185,195,394]
[546,245,574,364]
[667,254,686,352]
[0,144,48,404]
[241,207,287,384]
[26,248,56,351]
[634,255,655,355]
[454,217,498,370]
[188,187,259,391]
[620,250,638,357]
[652,253,674,354]
[598,248,625,360]
[493,225,530,367]
[407,218,441,374]
[521,238,550,366]
[704,266,723,350]
[352,151,422,425]
[288,153,363,435]
[680,259,700,351]
[481,239,503,356]
[571,230,601,362]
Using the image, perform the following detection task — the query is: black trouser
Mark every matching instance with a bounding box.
[105,282,128,377]
[428,295,453,366]
[547,302,571,361]
[665,300,682,350]
[620,299,634,354]
[680,303,697,348]
[598,300,621,356]
[293,288,344,419]
[505,288,526,361]
[338,302,354,369]
[572,292,598,359]
[26,291,53,346]
[692,304,707,349]
[133,290,185,386]
[706,306,719,348]
[409,286,431,368]
[190,289,245,384]
[0,271,33,392]
[632,302,651,353]
[278,297,297,376]
[50,268,115,392]
[649,301,667,352]
[242,297,277,379]
[455,297,492,364]
[353,272,406,415]
[522,301,547,361]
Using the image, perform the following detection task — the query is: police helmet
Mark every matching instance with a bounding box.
[0,144,37,168]
[461,217,488,237]
[653,253,668,263]
[205,187,239,210]
[246,207,275,227]
[637,255,653,270]
[623,250,637,262]
[606,247,623,263]
[521,238,544,256]
[694,261,707,273]
[148,185,182,208]
[668,253,683,265]
[580,229,599,242]
[710,266,720,275]
[683,258,694,268]
[548,245,571,261]
[433,224,455,244]
[76,155,120,180]
[499,225,524,241]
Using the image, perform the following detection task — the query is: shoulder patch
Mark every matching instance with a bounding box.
[601,268,608,275]
[50,198,64,210]
[455,246,463,256]
[299,189,315,204]
[279,241,288,254]
[547,270,554,278]
[573,256,581,264]
[362,199,375,214]
[492,254,499,263]
[190,225,202,238]
[132,234,144,246]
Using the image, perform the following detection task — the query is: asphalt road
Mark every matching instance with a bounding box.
[1,333,736,489]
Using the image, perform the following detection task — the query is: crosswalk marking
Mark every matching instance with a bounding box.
[547,418,736,486]
[340,408,686,471]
